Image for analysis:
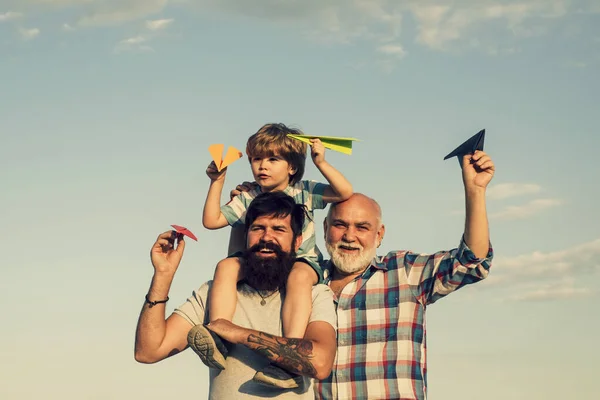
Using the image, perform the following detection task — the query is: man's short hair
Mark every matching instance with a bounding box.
[244,191,306,239]
[246,123,308,185]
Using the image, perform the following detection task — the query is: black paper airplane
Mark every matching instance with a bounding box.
[444,129,485,161]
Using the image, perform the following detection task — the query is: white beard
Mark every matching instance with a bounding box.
[326,241,377,275]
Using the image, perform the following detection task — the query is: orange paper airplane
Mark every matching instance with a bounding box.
[208,144,243,172]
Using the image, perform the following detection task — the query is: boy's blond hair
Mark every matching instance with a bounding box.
[246,123,308,185]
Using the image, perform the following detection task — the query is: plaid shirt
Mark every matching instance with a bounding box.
[315,239,493,400]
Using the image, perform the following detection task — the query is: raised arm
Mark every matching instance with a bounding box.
[461,150,495,258]
[404,151,495,305]
[134,231,193,363]
[207,319,336,380]
[203,161,230,229]
[310,138,353,203]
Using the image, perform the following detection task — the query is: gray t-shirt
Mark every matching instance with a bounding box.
[174,282,337,400]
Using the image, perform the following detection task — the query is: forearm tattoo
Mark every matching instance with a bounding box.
[247,332,317,377]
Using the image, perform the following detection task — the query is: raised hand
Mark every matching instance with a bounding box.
[310,138,326,166]
[461,150,495,192]
[150,230,186,276]
[206,161,227,182]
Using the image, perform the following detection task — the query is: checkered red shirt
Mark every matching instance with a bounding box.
[315,239,493,400]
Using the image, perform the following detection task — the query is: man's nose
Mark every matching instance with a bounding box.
[342,227,357,242]
[260,229,274,241]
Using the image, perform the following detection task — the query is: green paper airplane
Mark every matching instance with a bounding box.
[287,134,360,155]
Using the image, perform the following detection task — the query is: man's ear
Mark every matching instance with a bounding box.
[377,224,385,248]
[293,235,302,253]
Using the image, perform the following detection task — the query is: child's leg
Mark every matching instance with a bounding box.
[208,257,244,322]
[281,261,319,338]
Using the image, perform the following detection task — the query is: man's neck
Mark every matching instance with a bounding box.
[329,268,365,298]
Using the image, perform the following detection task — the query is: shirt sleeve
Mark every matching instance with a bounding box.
[220,192,252,227]
[172,282,211,326]
[308,284,338,331]
[303,180,328,210]
[403,237,494,305]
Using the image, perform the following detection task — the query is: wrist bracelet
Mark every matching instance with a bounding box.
[145,294,169,308]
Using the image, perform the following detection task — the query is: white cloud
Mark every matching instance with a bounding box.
[487,183,542,200]
[120,36,145,45]
[482,238,600,302]
[62,23,75,31]
[508,280,593,302]
[146,18,173,31]
[496,238,600,276]
[114,35,154,53]
[77,0,168,27]
[490,198,562,220]
[409,0,569,50]
[6,0,600,58]
[377,44,406,58]
[20,27,40,40]
[0,11,22,21]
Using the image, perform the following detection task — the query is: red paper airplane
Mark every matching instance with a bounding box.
[170,224,198,241]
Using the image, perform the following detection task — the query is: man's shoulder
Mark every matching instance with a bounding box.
[311,283,334,299]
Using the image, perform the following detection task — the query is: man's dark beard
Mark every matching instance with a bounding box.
[242,241,296,291]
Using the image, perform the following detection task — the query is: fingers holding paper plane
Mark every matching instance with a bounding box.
[310,138,326,166]
[206,160,227,181]
[462,150,495,190]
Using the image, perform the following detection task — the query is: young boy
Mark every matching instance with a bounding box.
[196,123,352,388]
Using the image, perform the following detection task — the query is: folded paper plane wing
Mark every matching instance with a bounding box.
[170,224,198,241]
[208,144,243,171]
[287,134,360,155]
[443,129,486,161]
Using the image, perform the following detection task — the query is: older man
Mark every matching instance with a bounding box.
[314,150,495,400]
[134,191,337,399]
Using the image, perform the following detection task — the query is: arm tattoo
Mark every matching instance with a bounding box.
[247,332,317,377]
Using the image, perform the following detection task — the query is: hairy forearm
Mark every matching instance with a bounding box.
[203,179,225,228]
[134,272,174,362]
[463,188,490,259]
[316,161,353,200]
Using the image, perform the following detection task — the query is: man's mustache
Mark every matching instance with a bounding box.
[335,241,363,251]
[248,241,284,254]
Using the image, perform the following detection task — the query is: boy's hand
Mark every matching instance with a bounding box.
[206,161,226,181]
[229,181,258,200]
[310,138,326,166]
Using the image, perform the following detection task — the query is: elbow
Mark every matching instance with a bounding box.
[134,349,160,364]
[339,186,353,202]
[134,351,153,364]
[311,357,334,380]
[314,365,333,381]
[202,219,219,230]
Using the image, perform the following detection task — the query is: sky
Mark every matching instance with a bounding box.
[1,1,599,399]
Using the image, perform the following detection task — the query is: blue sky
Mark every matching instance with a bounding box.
[1,1,599,399]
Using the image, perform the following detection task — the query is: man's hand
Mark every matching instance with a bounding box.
[206,161,227,182]
[150,230,186,276]
[310,138,326,166]
[229,181,258,200]
[207,319,248,344]
[462,150,495,192]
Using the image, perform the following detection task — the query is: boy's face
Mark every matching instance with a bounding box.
[249,152,296,192]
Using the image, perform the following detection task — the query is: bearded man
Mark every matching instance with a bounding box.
[134,191,337,399]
